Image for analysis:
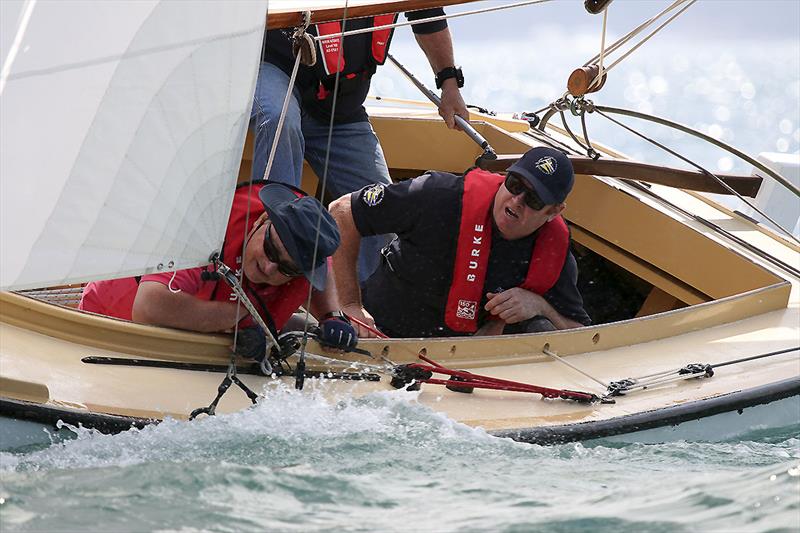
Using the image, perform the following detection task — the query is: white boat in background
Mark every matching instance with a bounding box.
[1,0,798,451]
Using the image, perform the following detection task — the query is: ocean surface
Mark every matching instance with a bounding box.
[2,2,800,532]
[2,386,799,532]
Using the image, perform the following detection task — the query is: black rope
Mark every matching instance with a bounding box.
[579,110,600,160]
[81,356,381,381]
[712,346,799,369]
[559,109,592,155]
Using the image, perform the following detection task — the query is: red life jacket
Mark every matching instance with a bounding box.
[444,168,570,333]
[197,182,310,331]
[80,183,310,331]
[315,14,397,77]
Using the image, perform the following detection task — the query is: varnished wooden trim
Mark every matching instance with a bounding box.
[267,0,479,29]
[484,154,763,197]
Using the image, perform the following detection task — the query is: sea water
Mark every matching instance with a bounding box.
[1,384,799,532]
[2,2,799,531]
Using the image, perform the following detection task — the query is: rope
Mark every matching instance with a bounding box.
[542,347,609,390]
[584,0,691,66]
[310,0,553,41]
[606,347,799,397]
[712,346,799,369]
[296,3,351,390]
[588,6,609,92]
[585,0,695,88]
[261,12,311,182]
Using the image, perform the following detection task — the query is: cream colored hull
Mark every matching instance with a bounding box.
[2,114,798,448]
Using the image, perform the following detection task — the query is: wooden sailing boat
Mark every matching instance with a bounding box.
[1,0,798,450]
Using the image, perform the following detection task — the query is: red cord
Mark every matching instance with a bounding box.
[407,355,597,403]
[345,314,390,339]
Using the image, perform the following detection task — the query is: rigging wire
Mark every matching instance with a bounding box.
[542,346,609,390]
[606,346,799,397]
[591,106,800,246]
[296,2,351,389]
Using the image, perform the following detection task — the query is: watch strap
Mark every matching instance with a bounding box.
[323,310,350,323]
[435,66,464,89]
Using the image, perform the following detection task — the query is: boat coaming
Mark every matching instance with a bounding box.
[2,112,799,449]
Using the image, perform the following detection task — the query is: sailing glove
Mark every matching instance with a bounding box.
[318,316,358,351]
[232,326,266,360]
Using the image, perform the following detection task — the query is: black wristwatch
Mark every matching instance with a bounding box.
[323,310,350,323]
[435,66,464,89]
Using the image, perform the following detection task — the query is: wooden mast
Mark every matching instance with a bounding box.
[267,0,480,29]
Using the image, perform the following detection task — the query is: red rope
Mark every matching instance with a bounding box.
[346,313,390,338]
[405,354,597,403]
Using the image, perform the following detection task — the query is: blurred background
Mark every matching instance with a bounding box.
[374,0,800,175]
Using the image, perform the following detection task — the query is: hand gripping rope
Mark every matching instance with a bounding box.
[390,350,604,404]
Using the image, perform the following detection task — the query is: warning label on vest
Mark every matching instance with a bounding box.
[456,299,477,320]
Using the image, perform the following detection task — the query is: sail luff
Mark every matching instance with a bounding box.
[1,0,268,290]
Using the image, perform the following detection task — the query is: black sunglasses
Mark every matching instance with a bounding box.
[504,173,546,211]
[263,221,304,278]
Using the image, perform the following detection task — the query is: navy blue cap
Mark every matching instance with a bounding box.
[506,147,574,205]
[258,183,340,290]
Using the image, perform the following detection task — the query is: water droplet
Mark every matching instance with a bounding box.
[779,119,793,134]
[788,465,800,476]
[770,474,777,481]
[776,138,789,152]
[754,502,761,508]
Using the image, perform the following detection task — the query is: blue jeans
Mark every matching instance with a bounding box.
[250,62,391,281]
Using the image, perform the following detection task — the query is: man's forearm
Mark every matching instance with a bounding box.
[538,298,584,330]
[328,196,364,308]
[414,28,455,73]
[132,282,240,332]
[309,269,340,318]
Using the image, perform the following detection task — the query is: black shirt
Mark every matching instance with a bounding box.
[264,10,447,124]
[351,172,591,338]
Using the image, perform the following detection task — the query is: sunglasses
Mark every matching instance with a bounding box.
[263,221,304,278]
[504,173,546,211]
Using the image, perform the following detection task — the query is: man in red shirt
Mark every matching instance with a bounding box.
[80,182,357,351]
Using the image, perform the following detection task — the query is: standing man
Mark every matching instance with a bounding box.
[329,146,591,338]
[80,182,358,352]
[252,8,468,280]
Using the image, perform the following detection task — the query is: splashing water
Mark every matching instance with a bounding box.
[1,384,798,532]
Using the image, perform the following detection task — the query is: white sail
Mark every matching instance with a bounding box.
[0,0,266,290]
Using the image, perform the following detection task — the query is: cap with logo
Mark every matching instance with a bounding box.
[258,183,340,290]
[506,146,575,205]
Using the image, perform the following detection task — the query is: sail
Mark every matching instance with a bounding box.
[0,0,267,290]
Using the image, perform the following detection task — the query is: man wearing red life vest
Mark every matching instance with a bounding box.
[329,146,590,338]
[252,9,468,283]
[80,183,358,352]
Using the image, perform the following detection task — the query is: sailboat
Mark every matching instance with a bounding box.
[1,0,798,450]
